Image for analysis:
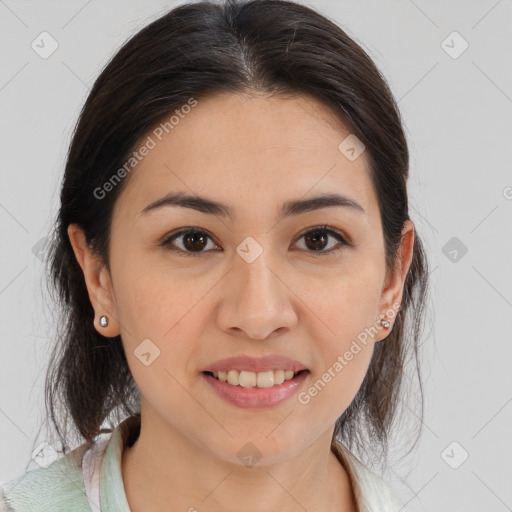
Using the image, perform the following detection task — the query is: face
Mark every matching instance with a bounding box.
[69,91,414,466]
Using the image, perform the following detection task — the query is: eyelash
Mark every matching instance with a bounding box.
[159,225,351,257]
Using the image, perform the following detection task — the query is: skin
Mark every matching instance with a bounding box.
[68,91,414,512]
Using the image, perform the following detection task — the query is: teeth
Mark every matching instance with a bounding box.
[211,369,300,388]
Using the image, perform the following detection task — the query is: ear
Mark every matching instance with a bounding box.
[375,219,415,342]
[67,223,120,337]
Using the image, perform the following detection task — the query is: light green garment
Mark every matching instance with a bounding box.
[1,416,404,511]
[0,417,133,512]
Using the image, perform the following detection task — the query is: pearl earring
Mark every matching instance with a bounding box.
[99,315,109,328]
[380,319,390,328]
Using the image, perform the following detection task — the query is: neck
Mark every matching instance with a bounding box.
[121,409,357,512]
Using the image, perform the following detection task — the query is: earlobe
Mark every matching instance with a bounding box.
[67,224,120,337]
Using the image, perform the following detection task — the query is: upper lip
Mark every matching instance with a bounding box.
[201,355,309,373]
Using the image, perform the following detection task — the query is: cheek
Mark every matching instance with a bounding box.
[110,251,205,339]
[111,256,218,389]
[302,258,384,334]
[300,333,375,419]
[298,262,382,411]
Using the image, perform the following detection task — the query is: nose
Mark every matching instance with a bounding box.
[216,243,298,340]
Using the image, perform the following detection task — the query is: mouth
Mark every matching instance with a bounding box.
[201,369,310,409]
[202,369,309,388]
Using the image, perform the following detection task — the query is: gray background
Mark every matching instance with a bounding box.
[1,1,511,510]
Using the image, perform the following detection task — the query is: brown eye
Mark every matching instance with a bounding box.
[181,231,208,251]
[161,228,218,256]
[304,231,328,251]
[160,225,350,258]
[293,226,349,256]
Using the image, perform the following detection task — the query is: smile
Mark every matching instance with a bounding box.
[205,369,304,388]
[202,370,310,409]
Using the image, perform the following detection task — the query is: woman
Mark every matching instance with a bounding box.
[1,0,429,510]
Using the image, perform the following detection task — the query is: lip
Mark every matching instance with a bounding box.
[200,355,309,373]
[201,370,310,409]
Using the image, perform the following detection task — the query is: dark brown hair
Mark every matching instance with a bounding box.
[37,0,430,471]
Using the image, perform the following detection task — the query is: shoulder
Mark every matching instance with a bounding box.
[0,442,91,512]
[332,441,404,512]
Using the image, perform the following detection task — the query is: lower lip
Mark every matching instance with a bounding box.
[201,371,309,409]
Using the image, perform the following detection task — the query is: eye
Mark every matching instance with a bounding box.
[160,225,350,257]
[160,228,219,257]
[292,225,350,256]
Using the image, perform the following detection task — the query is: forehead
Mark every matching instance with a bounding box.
[114,92,379,224]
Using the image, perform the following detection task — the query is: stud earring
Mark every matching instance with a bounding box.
[380,319,390,328]
[99,315,109,328]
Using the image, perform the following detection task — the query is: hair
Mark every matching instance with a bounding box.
[37,0,430,472]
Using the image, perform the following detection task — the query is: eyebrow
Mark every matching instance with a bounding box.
[139,191,365,219]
